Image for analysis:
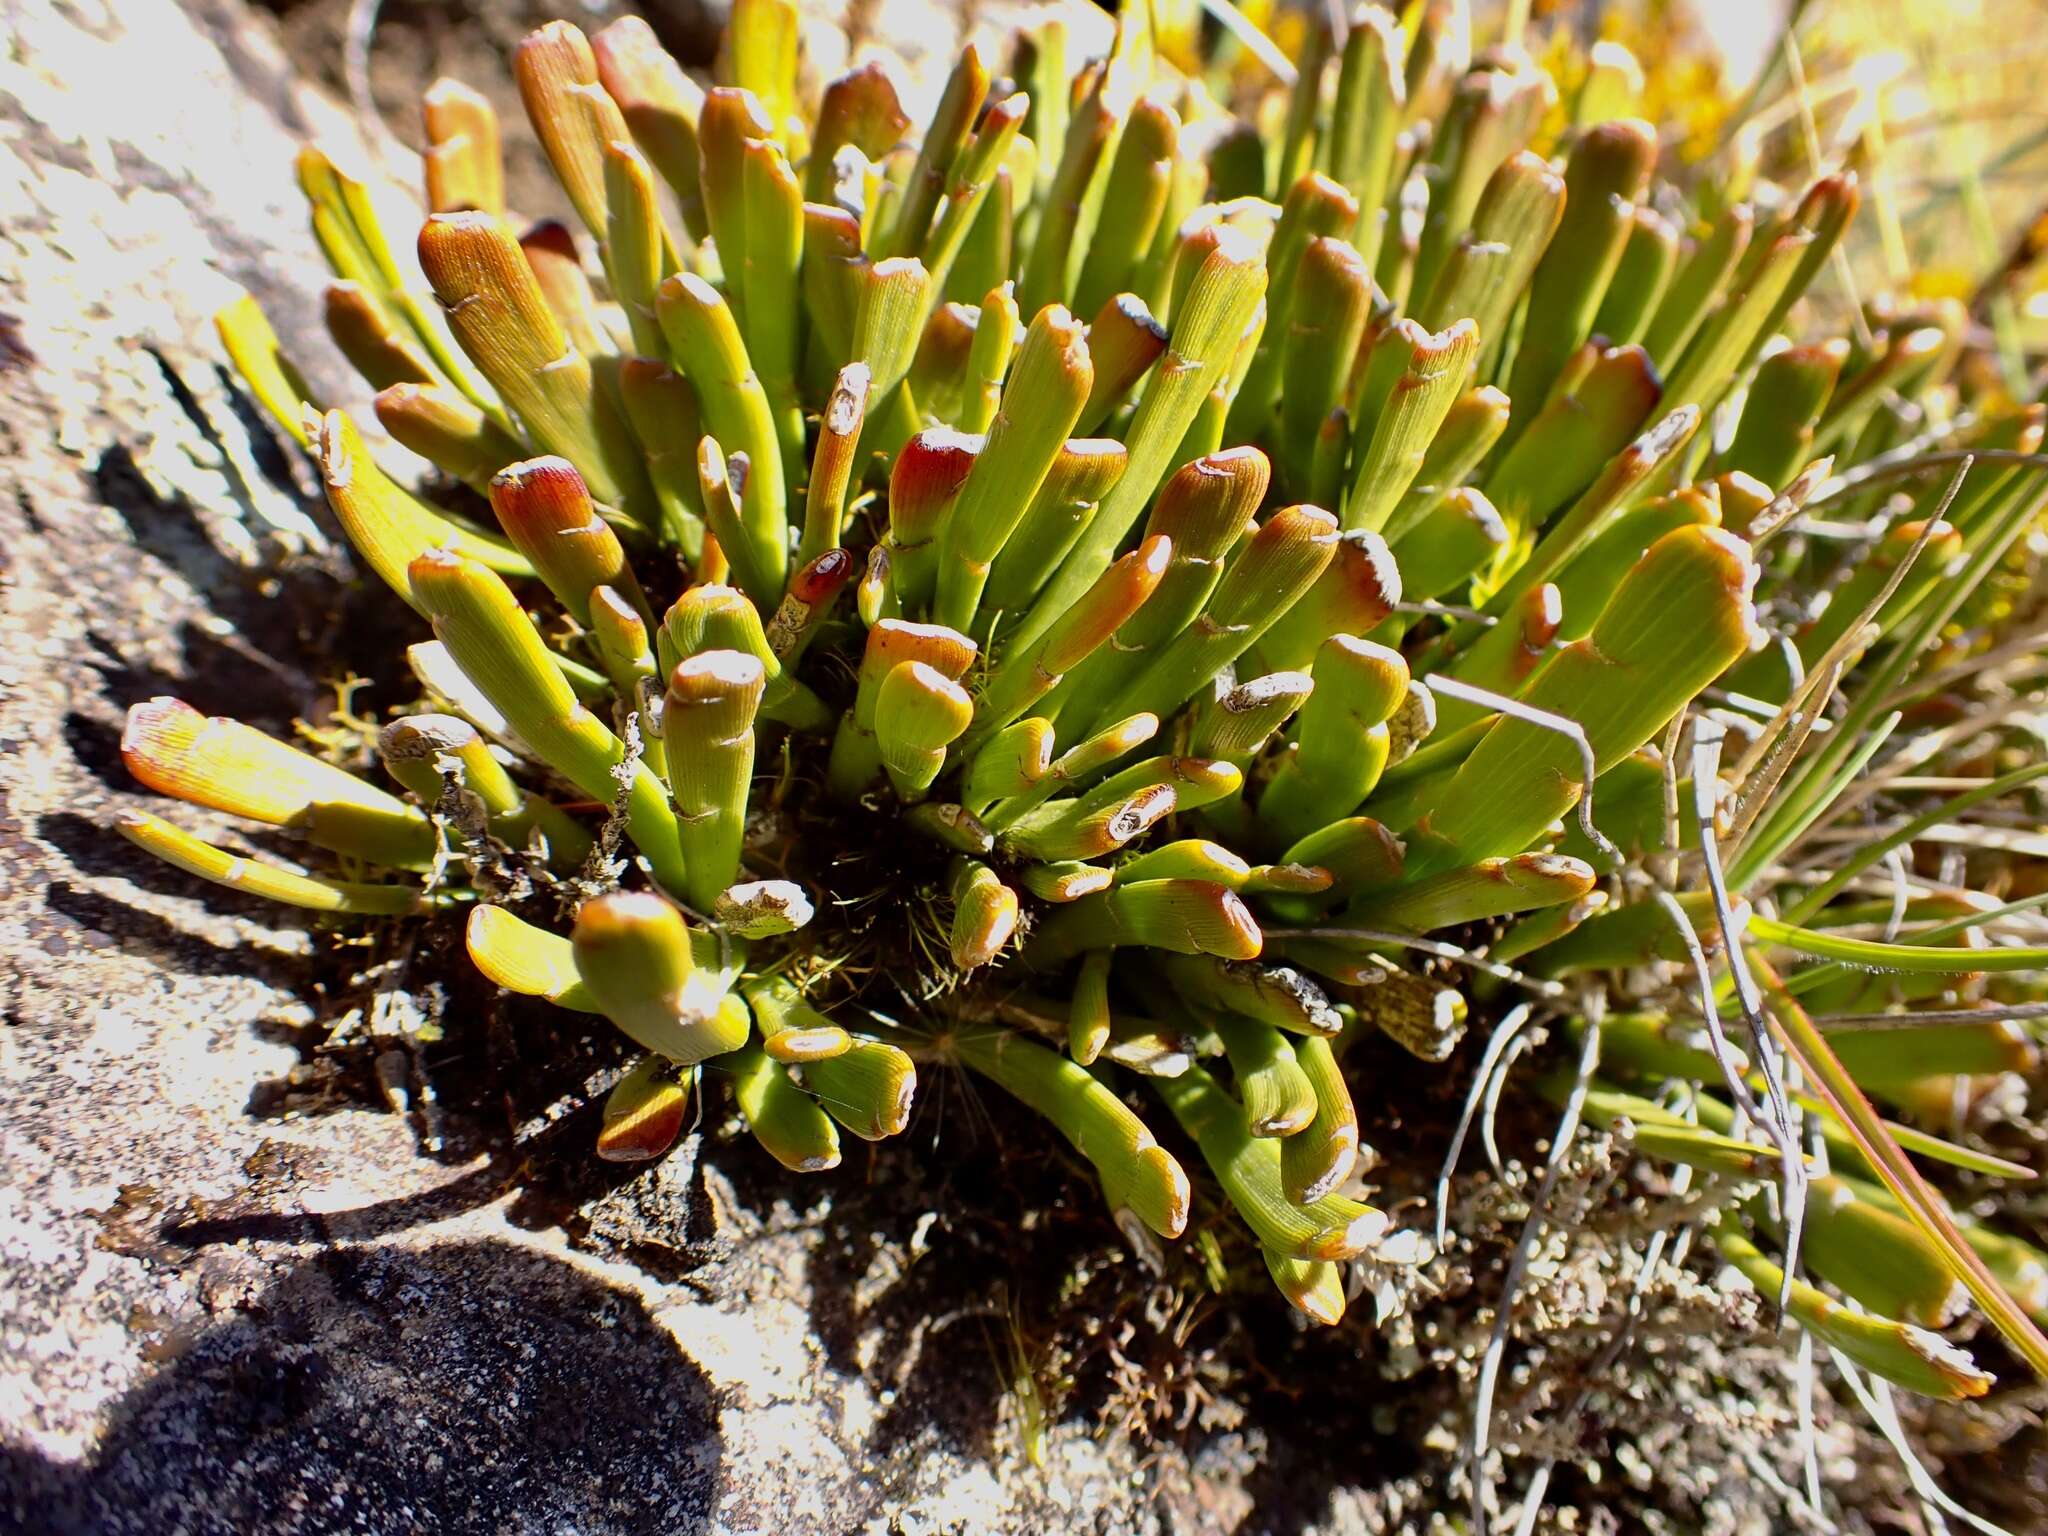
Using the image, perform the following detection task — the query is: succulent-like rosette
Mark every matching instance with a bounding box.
[133,0,2048,1430]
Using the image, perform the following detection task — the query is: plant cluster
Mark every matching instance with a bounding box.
[117,0,2048,1460]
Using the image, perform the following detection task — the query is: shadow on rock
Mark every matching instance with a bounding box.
[39,865,313,988]
[0,1239,723,1536]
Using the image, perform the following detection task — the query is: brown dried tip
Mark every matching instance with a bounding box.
[861,617,979,686]
[668,646,768,706]
[789,546,857,606]
[591,17,705,153]
[1151,444,1272,544]
[416,210,544,321]
[763,1026,848,1064]
[822,365,869,436]
[487,455,638,626]
[1397,317,1476,377]
[1685,525,1766,655]
[518,220,600,341]
[1354,971,1466,1061]
[815,60,913,165]
[1300,1205,1392,1263]
[1794,170,1861,232]
[122,697,252,809]
[591,17,700,110]
[1268,1255,1347,1326]
[597,1065,693,1162]
[915,302,979,387]
[890,429,985,543]
[1256,526,1401,670]
[520,217,582,268]
[1510,583,1562,678]
[121,696,397,828]
[1575,342,1664,421]
[514,21,625,235]
[1715,470,1774,533]
[1041,533,1174,674]
[1100,290,1169,345]
[1621,404,1702,476]
[1183,882,1265,961]
[1577,117,1660,191]
[489,454,594,531]
[324,283,431,390]
[1082,292,1171,420]
[1249,863,1334,894]
[1323,529,1403,626]
[422,78,504,216]
[951,865,1021,969]
[1103,784,1178,850]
